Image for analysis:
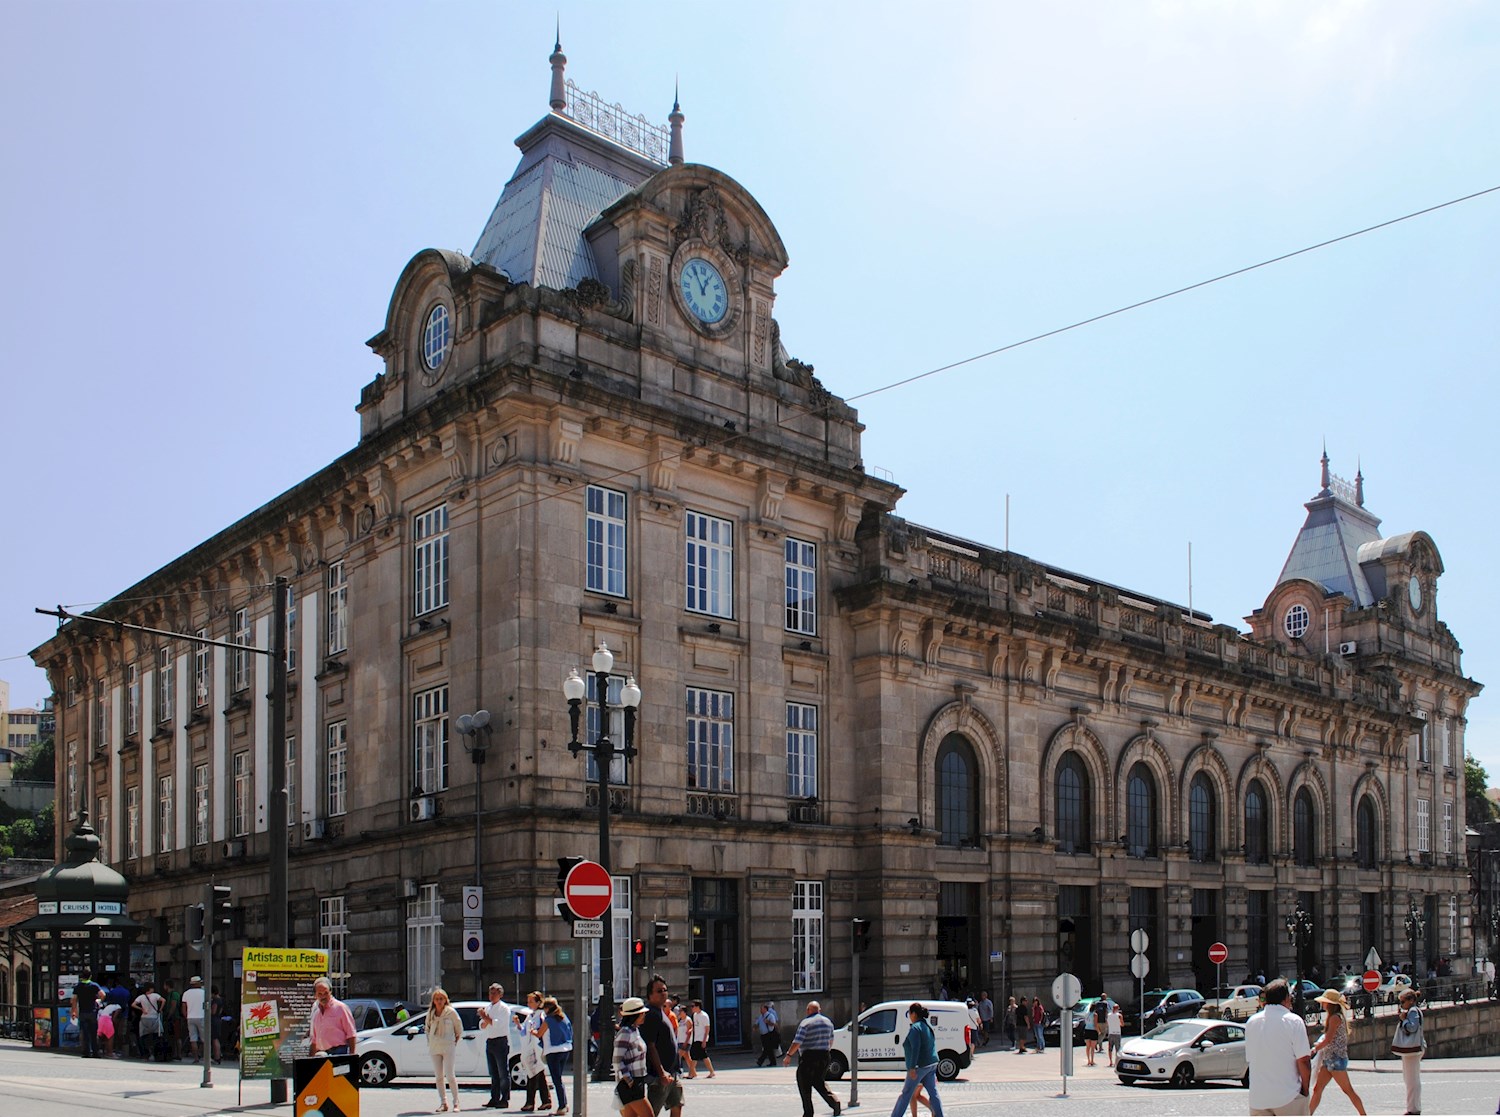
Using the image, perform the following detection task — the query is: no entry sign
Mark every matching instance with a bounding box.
[564,859,613,921]
[1207,941,1229,965]
[1362,970,1381,992]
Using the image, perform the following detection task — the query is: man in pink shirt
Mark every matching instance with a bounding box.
[309,977,358,1056]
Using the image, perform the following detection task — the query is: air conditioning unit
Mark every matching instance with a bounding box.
[1339,641,1358,656]
[303,818,327,841]
[222,839,246,859]
[410,796,437,822]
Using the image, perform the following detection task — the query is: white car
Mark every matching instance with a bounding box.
[1217,985,1262,1021]
[1116,1018,1248,1088]
[355,1000,529,1088]
[827,1000,973,1082]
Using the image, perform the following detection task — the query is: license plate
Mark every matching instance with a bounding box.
[1117,1060,1146,1073]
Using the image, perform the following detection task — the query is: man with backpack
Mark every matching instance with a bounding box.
[1091,996,1112,1066]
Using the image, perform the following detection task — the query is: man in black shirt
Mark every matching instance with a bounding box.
[638,975,683,1117]
[71,969,103,1058]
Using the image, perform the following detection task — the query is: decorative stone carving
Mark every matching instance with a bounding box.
[752,298,768,367]
[836,493,862,544]
[675,186,731,254]
[550,415,584,465]
[756,471,785,523]
[645,255,663,326]
[366,464,395,521]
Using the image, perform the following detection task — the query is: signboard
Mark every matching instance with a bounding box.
[294,1054,359,1117]
[1207,942,1228,965]
[563,861,613,921]
[513,949,526,975]
[463,886,484,917]
[240,947,330,1080]
[1051,972,1081,1009]
[556,947,575,965]
[1130,929,1150,954]
[464,929,485,961]
[1362,970,1382,992]
[1364,947,1382,971]
[573,919,604,939]
[712,977,742,1047]
[1130,954,1150,979]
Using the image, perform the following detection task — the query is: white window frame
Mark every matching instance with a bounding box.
[66,741,79,820]
[286,587,298,674]
[126,662,140,736]
[412,504,450,616]
[413,685,449,794]
[95,796,109,862]
[586,676,630,786]
[1416,713,1430,764]
[406,884,443,1005]
[1284,603,1309,639]
[784,538,817,636]
[321,896,349,997]
[233,750,250,837]
[685,511,734,618]
[792,879,824,993]
[157,775,174,853]
[232,608,251,692]
[193,763,210,846]
[93,678,108,752]
[586,485,628,597]
[327,720,348,817]
[327,560,348,655]
[1442,799,1453,853]
[194,629,211,709]
[157,647,174,725]
[786,702,818,799]
[67,675,78,707]
[687,686,734,792]
[1416,796,1430,853]
[1448,894,1458,955]
[590,875,633,1001]
[285,735,297,827]
[126,785,140,860]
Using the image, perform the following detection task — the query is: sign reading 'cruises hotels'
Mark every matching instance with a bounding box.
[240,948,329,1081]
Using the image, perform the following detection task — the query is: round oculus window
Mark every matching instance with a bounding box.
[422,304,452,372]
[1284,603,1310,640]
[1408,577,1423,612]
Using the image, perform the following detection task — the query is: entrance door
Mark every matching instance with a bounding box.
[1191,889,1221,994]
[689,878,739,1047]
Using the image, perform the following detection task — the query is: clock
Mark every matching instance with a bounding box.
[678,256,728,325]
[1408,577,1423,613]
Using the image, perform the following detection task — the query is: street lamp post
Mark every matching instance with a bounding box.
[563,642,640,1082]
[456,709,492,1000]
[1285,903,1314,1018]
[1404,898,1425,980]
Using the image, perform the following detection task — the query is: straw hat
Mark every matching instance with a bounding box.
[619,996,647,1016]
[1314,988,1348,1008]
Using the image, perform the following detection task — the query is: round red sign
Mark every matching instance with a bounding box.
[1207,941,1229,965]
[1362,969,1381,992]
[564,859,613,921]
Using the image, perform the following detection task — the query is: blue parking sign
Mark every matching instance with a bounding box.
[513,948,526,975]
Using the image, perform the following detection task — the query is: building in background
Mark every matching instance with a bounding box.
[29,44,1480,1029]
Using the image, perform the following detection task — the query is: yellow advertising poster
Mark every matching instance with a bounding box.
[240,947,329,1080]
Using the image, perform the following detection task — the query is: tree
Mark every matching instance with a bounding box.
[11,736,54,784]
[1466,755,1498,825]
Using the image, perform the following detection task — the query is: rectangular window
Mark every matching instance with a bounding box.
[327,560,349,655]
[792,879,824,993]
[786,702,818,799]
[1416,797,1430,853]
[157,647,174,725]
[66,741,79,820]
[686,687,734,791]
[194,763,210,846]
[1442,799,1453,853]
[194,629,211,709]
[126,663,140,735]
[685,511,734,618]
[67,675,78,707]
[590,876,634,1001]
[586,676,630,785]
[286,587,298,674]
[413,685,449,794]
[233,751,251,837]
[285,735,297,827]
[406,884,442,1006]
[157,775,174,853]
[412,504,450,616]
[96,796,109,862]
[586,485,628,596]
[320,897,349,998]
[232,608,251,692]
[126,786,140,860]
[1416,715,1430,764]
[327,720,348,817]
[784,537,817,635]
[1360,892,1382,962]
[93,678,108,751]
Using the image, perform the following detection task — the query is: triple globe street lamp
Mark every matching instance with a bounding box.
[1405,898,1426,978]
[1285,902,1314,1017]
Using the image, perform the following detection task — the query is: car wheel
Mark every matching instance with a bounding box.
[1241,1068,1250,1089]
[511,1055,527,1089]
[1170,1063,1194,1088]
[936,1051,961,1081]
[1118,1077,1134,1087]
[358,1052,396,1087]
[825,1052,848,1080]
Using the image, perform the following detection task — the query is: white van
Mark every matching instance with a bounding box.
[827,1000,973,1081]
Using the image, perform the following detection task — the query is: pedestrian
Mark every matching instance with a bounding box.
[1031,995,1046,1053]
[1091,996,1111,1066]
[964,999,980,1056]
[516,992,551,1113]
[208,985,225,1064]
[755,1001,780,1066]
[132,981,165,1060]
[1245,977,1312,1116]
[782,1000,842,1117]
[976,992,994,1047]
[613,996,656,1117]
[888,1003,946,1117]
[309,977,358,1057]
[1001,996,1017,1050]
[162,979,184,1060]
[1390,987,1425,1115]
[639,975,683,1117]
[687,998,715,1078]
[182,975,207,1061]
[98,998,122,1058]
[1308,989,1365,1115]
[478,982,514,1109]
[1012,996,1029,1054]
[672,998,692,1079]
[425,987,464,1113]
[71,969,103,1058]
[1082,996,1099,1065]
[538,996,572,1115]
[1107,1002,1124,1066]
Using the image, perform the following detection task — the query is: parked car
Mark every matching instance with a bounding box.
[1138,988,1206,1029]
[355,1001,529,1088]
[1116,1018,1249,1088]
[827,1000,973,1081]
[1217,985,1262,1021]
[344,996,411,1032]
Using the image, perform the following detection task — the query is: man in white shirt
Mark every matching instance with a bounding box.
[181,976,207,1061]
[687,999,715,1078]
[478,982,514,1109]
[1245,978,1311,1115]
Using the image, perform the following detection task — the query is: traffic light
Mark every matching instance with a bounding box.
[852,918,872,954]
[555,857,584,922]
[652,920,670,960]
[632,939,647,968]
[186,902,205,946]
[209,884,233,930]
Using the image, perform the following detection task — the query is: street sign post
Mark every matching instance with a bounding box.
[1208,941,1228,1009]
[1129,931,1150,1035]
[1362,970,1381,992]
[1051,972,1079,1093]
[564,861,613,921]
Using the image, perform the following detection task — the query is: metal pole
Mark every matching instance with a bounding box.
[576,954,589,1117]
[201,881,213,1088]
[268,576,289,1105]
[850,932,860,1107]
[593,666,615,1082]
[474,747,484,1000]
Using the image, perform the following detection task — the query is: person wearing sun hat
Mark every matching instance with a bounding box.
[613,997,654,1117]
[1308,988,1365,1115]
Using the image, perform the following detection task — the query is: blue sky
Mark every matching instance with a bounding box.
[3,1,1498,782]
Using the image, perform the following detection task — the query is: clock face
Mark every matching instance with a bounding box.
[1408,577,1423,612]
[678,257,728,325]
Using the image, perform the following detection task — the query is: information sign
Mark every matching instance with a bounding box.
[573,919,604,939]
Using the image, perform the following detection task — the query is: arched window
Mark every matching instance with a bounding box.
[1293,788,1317,867]
[935,734,978,846]
[1356,795,1379,869]
[1189,774,1216,862]
[1055,752,1091,853]
[1127,762,1157,858]
[1244,780,1269,864]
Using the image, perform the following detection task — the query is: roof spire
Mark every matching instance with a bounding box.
[1319,442,1331,496]
[549,25,567,112]
[668,78,685,165]
[1355,460,1365,507]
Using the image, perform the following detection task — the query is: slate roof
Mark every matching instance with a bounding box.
[1276,489,1384,607]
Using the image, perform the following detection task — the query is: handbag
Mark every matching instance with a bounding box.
[1391,1008,1425,1055]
